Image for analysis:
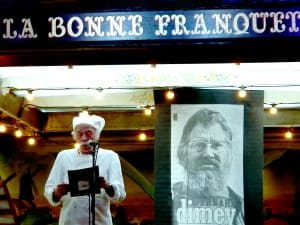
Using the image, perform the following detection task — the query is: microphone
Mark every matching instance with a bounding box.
[88,140,99,147]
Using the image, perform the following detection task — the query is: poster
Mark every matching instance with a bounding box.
[171,104,244,225]
[154,88,263,225]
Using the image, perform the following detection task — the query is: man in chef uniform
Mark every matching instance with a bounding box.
[44,112,126,225]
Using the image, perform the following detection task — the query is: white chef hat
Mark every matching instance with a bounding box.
[72,112,105,139]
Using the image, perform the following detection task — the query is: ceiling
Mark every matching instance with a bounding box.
[0,62,300,157]
[1,62,300,109]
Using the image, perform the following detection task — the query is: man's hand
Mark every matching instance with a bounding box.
[98,176,109,189]
[98,176,114,197]
[53,183,70,202]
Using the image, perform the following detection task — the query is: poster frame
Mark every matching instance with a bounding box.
[154,88,264,225]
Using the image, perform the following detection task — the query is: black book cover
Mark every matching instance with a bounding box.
[68,166,100,197]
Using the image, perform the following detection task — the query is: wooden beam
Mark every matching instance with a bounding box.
[264,108,300,127]
[0,93,23,116]
[44,111,155,132]
[0,93,40,133]
[15,129,155,153]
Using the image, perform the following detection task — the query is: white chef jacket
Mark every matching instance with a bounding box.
[44,148,126,225]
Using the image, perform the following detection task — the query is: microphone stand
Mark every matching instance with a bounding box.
[90,143,99,225]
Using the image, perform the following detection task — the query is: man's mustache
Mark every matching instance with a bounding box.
[191,156,221,170]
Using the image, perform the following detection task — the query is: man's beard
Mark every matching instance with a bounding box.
[186,157,228,197]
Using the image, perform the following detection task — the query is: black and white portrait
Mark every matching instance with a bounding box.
[171,104,244,225]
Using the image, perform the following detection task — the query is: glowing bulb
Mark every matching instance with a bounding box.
[27,137,36,145]
[285,131,293,139]
[269,104,278,114]
[138,133,147,141]
[166,89,175,100]
[238,87,247,98]
[15,129,23,138]
[0,125,6,133]
[144,108,152,116]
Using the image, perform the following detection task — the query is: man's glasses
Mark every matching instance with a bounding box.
[188,139,231,152]
[75,129,95,139]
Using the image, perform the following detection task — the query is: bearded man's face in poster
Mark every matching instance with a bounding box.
[185,123,232,197]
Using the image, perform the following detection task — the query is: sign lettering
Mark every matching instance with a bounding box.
[0,8,300,44]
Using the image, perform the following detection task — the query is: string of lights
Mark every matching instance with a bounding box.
[1,85,300,146]
[7,85,300,114]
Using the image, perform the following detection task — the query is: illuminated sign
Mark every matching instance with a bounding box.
[1,8,300,45]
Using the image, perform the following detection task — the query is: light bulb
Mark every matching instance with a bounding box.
[284,131,293,139]
[269,104,278,114]
[27,137,36,145]
[238,87,247,98]
[138,133,147,141]
[166,89,175,100]
[0,124,6,133]
[144,108,152,116]
[15,129,23,138]
[26,90,34,101]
